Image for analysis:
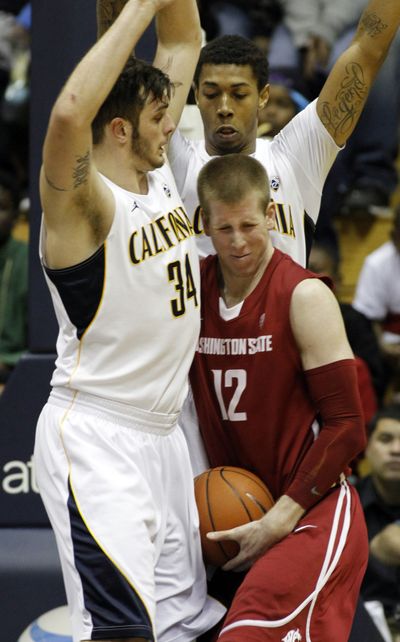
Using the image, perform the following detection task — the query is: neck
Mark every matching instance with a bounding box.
[219,247,273,308]
[93,146,149,195]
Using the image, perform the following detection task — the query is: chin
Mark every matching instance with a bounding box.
[215,139,246,156]
[149,156,165,171]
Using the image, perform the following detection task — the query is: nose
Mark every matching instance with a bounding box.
[391,438,400,455]
[164,112,175,135]
[217,94,233,117]
[231,229,246,250]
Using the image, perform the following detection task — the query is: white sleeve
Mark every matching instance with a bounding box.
[168,129,193,196]
[274,99,341,223]
[352,259,387,321]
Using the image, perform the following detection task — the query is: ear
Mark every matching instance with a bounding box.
[259,84,270,111]
[265,200,276,229]
[200,208,210,236]
[110,117,130,143]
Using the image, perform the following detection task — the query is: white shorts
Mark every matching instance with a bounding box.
[34,387,225,642]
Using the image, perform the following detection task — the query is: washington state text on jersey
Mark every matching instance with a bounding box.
[197,335,273,355]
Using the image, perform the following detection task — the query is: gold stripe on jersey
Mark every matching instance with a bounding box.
[273,201,296,238]
[129,207,196,265]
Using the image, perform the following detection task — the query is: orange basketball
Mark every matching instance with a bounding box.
[194,466,274,567]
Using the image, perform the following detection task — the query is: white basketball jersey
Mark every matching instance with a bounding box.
[40,164,200,414]
[168,99,340,265]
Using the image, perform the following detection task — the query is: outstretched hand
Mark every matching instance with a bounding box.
[97,0,176,38]
[207,495,305,572]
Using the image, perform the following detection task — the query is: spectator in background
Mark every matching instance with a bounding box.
[0,2,30,198]
[0,170,28,388]
[198,0,283,53]
[353,207,400,401]
[268,0,361,95]
[256,66,309,138]
[356,404,400,642]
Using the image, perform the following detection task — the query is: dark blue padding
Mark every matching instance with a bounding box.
[44,245,105,340]
[68,479,154,641]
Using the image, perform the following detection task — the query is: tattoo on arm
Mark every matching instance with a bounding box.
[360,12,388,38]
[45,172,68,192]
[72,151,91,189]
[44,150,91,192]
[319,63,367,139]
[97,0,127,37]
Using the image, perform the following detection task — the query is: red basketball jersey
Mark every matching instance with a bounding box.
[190,249,323,501]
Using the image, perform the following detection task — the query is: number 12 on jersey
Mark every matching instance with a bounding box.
[213,368,247,421]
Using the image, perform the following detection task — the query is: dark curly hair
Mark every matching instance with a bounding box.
[367,403,400,437]
[193,35,269,91]
[92,57,173,145]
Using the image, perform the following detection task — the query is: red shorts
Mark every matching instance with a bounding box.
[218,482,368,642]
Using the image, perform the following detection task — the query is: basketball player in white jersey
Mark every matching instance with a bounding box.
[166,0,400,263]
[33,1,225,641]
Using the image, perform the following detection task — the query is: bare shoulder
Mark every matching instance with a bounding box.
[290,277,343,339]
[291,277,336,312]
[290,278,352,368]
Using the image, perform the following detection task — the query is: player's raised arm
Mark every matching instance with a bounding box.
[96,0,202,129]
[153,0,202,126]
[317,0,400,146]
[41,0,173,269]
[96,0,128,38]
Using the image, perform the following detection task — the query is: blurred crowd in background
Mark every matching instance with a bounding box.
[0,2,399,638]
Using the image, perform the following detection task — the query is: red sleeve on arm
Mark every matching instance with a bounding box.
[286,359,366,510]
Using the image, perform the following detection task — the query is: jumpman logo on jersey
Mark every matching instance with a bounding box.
[163,183,172,198]
[282,629,302,642]
[130,201,139,213]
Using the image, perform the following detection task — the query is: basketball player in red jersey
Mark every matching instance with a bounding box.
[191,153,369,642]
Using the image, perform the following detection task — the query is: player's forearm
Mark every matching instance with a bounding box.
[355,0,400,62]
[264,495,305,536]
[156,0,201,49]
[318,0,400,145]
[97,0,128,38]
[54,0,155,126]
[370,523,400,566]
[286,360,365,510]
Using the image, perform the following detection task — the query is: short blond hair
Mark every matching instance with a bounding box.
[197,154,271,220]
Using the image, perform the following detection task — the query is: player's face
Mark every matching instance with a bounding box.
[195,64,269,155]
[203,192,276,280]
[258,84,297,138]
[132,96,175,171]
[366,419,400,483]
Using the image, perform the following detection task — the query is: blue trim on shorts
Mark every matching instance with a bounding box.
[67,478,154,641]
